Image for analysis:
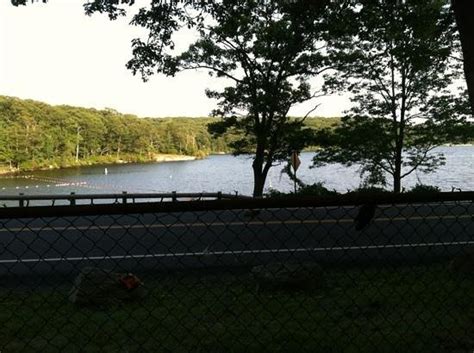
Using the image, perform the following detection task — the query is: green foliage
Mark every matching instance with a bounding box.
[315,0,471,193]
[346,186,391,195]
[89,1,338,196]
[0,96,335,172]
[0,96,226,171]
[298,182,339,196]
[266,182,337,198]
[267,182,447,198]
[407,184,441,194]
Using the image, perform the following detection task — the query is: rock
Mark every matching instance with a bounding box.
[449,250,474,274]
[69,267,147,306]
[251,262,323,291]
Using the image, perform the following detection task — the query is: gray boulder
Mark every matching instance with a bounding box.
[69,267,147,306]
[251,262,323,291]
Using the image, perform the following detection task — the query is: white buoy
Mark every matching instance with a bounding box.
[104,168,108,175]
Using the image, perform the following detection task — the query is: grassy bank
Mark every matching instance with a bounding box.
[1,262,473,353]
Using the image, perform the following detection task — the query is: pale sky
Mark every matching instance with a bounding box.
[0,0,351,118]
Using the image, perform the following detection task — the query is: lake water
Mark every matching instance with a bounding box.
[0,146,473,197]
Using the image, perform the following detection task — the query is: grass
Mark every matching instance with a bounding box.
[1,263,474,353]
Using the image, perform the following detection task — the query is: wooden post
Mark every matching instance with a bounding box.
[122,191,128,204]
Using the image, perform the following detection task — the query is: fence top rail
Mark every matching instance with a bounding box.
[0,191,472,219]
[0,192,250,201]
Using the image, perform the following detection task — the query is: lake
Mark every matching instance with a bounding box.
[0,146,473,197]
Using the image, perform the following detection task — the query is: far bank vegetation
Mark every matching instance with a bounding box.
[0,96,339,173]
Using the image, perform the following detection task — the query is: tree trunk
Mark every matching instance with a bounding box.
[393,143,402,193]
[252,143,271,197]
[252,157,271,197]
[452,0,474,115]
[393,172,401,194]
[252,169,267,198]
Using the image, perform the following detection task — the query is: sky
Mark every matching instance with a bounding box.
[0,1,352,118]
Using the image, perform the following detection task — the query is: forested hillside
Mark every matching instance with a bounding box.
[0,96,339,172]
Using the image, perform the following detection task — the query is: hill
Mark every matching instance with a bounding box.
[0,96,339,172]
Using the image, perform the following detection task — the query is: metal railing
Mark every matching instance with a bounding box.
[0,191,251,208]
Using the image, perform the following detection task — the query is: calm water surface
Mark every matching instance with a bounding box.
[0,146,472,197]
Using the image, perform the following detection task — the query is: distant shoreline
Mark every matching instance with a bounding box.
[441,143,474,147]
[0,153,201,176]
[1,144,472,176]
[152,154,198,163]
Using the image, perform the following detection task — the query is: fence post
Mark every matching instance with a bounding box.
[19,193,24,207]
[172,191,177,202]
[70,192,76,206]
[122,191,128,204]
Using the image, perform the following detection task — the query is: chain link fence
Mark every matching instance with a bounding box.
[0,192,473,353]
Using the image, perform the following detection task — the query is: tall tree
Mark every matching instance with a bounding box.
[13,0,335,196]
[315,0,470,193]
[451,0,474,115]
[78,0,330,196]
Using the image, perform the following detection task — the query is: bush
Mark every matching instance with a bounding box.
[265,188,287,198]
[298,182,339,196]
[407,184,441,194]
[346,186,391,195]
[193,150,208,159]
[266,182,338,198]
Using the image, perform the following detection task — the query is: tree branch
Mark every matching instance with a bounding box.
[181,65,242,83]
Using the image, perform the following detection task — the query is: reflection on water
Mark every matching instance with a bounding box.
[0,146,472,197]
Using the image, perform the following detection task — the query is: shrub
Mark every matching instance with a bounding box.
[298,182,339,196]
[266,182,338,198]
[407,184,441,194]
[346,186,391,195]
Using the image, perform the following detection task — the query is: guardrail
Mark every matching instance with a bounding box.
[0,191,251,208]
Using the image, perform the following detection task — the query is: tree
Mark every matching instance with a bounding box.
[14,0,336,196]
[451,0,474,115]
[86,1,331,196]
[314,0,470,193]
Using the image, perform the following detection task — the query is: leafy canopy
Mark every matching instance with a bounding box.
[314,0,471,192]
[79,0,334,196]
[12,0,339,196]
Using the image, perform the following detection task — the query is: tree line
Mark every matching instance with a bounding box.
[0,95,338,172]
[0,95,230,171]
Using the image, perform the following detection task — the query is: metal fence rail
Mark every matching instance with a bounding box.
[0,192,473,353]
[0,191,251,208]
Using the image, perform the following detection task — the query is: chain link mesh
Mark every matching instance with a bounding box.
[0,195,473,353]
